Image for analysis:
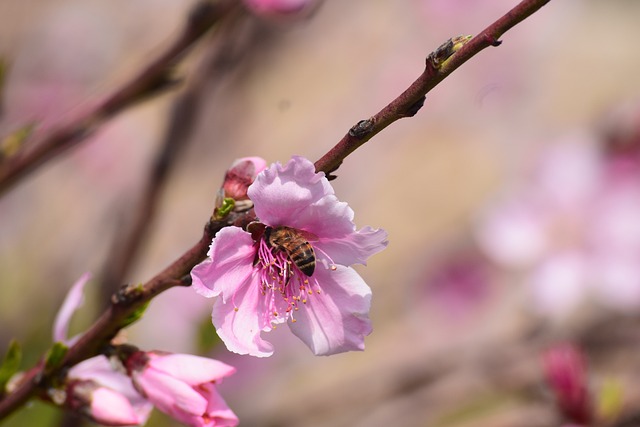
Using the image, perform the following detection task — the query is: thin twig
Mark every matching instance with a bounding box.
[0,0,238,196]
[314,0,552,177]
[98,9,257,303]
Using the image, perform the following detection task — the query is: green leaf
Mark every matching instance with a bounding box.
[44,342,68,372]
[214,197,235,220]
[0,340,22,393]
[121,301,150,328]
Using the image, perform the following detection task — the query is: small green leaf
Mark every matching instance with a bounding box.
[121,301,150,328]
[44,342,68,372]
[214,197,235,220]
[0,340,22,393]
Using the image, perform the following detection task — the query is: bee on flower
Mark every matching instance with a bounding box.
[191,156,388,357]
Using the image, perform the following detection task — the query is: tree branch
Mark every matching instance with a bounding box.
[314,0,552,176]
[0,0,238,196]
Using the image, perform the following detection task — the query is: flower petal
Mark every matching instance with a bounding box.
[53,272,91,343]
[316,226,388,266]
[212,275,275,357]
[200,383,239,427]
[148,353,236,386]
[90,387,145,426]
[288,265,372,355]
[134,369,207,418]
[191,227,256,299]
[249,157,336,228]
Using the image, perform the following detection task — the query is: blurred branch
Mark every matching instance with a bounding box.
[0,0,238,196]
[98,10,263,303]
[314,0,552,177]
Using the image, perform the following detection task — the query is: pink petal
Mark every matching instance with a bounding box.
[288,265,372,355]
[90,387,145,426]
[148,353,235,386]
[476,198,548,268]
[211,277,274,357]
[191,227,256,299]
[315,226,388,266]
[528,253,587,318]
[70,356,152,422]
[590,253,640,310]
[134,369,207,418]
[53,272,91,343]
[201,383,239,427]
[248,157,337,229]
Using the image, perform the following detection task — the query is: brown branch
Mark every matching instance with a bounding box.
[314,0,552,176]
[0,0,238,196]
[98,9,257,304]
[0,212,251,420]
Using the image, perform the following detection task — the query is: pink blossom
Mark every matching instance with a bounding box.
[67,356,152,426]
[543,343,591,424]
[191,156,388,357]
[127,351,238,427]
[242,0,314,17]
[476,135,640,317]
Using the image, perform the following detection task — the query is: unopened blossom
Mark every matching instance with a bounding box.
[66,356,152,426]
[242,0,315,17]
[127,351,238,427]
[192,156,388,357]
[221,157,267,201]
[55,275,152,425]
[543,343,592,424]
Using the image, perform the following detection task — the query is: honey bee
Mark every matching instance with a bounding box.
[264,226,316,276]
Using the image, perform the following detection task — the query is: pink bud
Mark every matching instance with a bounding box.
[127,351,238,427]
[66,356,152,426]
[222,157,267,201]
[242,0,316,17]
[543,343,592,424]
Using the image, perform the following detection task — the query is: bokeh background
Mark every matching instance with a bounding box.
[2,0,640,426]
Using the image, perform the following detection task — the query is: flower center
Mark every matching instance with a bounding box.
[256,238,322,323]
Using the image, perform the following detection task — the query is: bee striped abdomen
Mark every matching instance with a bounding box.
[289,243,315,276]
[265,226,316,277]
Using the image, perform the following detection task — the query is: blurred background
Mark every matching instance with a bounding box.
[1,0,640,426]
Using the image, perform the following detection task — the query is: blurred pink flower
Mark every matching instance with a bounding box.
[543,343,591,424]
[127,351,238,427]
[242,0,314,16]
[191,156,388,357]
[476,135,640,317]
[66,356,152,426]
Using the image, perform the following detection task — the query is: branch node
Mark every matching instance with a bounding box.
[427,35,472,69]
[401,96,426,118]
[348,118,375,139]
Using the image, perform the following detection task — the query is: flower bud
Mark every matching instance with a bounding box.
[127,351,238,427]
[242,0,316,17]
[543,343,592,424]
[65,379,147,426]
[65,355,152,426]
[216,157,266,218]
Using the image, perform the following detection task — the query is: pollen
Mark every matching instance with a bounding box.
[330,265,337,271]
[234,307,239,312]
